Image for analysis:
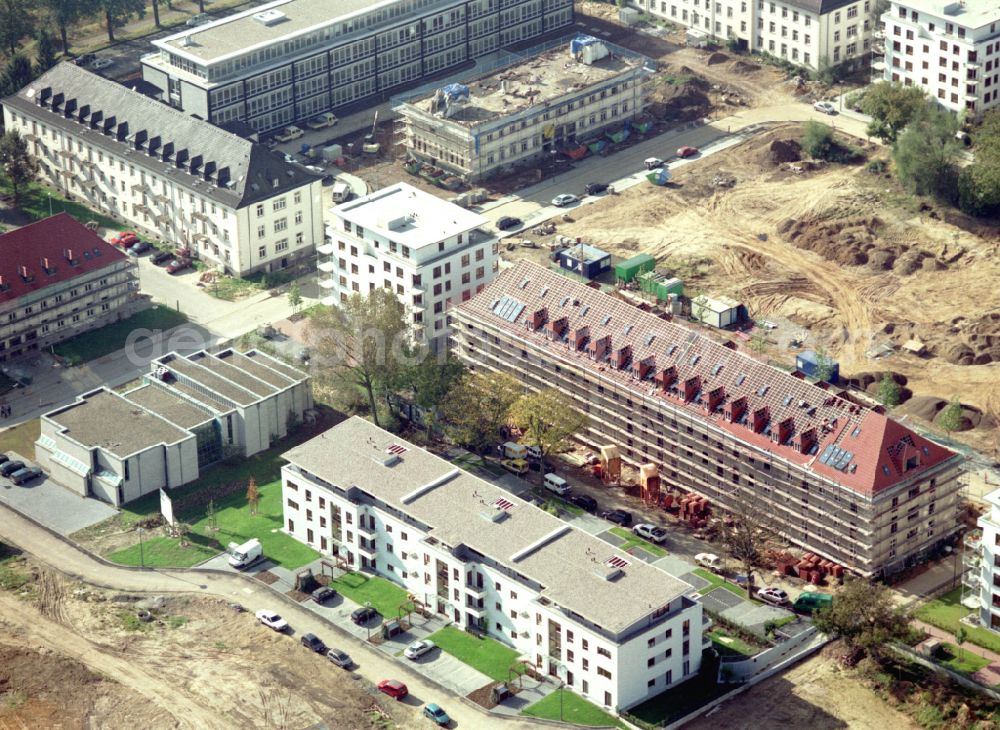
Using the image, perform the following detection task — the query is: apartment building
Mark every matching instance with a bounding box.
[140,0,575,134]
[318,183,499,352]
[971,487,1000,632]
[37,348,311,505]
[395,37,650,181]
[2,63,324,278]
[282,416,706,711]
[451,261,964,578]
[879,0,1000,116]
[638,0,874,70]
[0,214,139,363]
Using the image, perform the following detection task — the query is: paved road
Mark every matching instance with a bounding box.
[0,502,541,730]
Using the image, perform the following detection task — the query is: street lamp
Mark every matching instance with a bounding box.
[137,526,145,568]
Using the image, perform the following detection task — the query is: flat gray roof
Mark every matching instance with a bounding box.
[284,416,691,635]
[242,349,307,381]
[189,351,277,397]
[218,350,294,389]
[124,383,214,430]
[49,389,191,458]
[160,353,258,406]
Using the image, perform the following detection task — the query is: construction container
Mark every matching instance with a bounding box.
[558,244,611,280]
[615,253,656,283]
[796,350,840,383]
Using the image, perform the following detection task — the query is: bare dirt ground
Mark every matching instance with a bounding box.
[0,556,412,730]
[685,653,919,730]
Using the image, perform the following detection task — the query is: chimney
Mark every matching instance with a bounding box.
[64,248,75,263]
[775,417,795,444]
[682,375,701,403]
[798,428,817,454]
[633,356,655,380]
[751,406,770,434]
[588,334,611,361]
[613,344,632,370]
[547,316,568,340]
[656,365,677,389]
[0,274,6,289]
[530,307,548,330]
[706,386,725,412]
[18,265,30,280]
[572,325,590,350]
[725,395,748,423]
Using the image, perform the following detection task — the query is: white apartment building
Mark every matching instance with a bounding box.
[319,183,499,352]
[972,487,1000,632]
[282,416,706,711]
[395,37,651,181]
[140,0,574,134]
[3,63,324,278]
[638,0,874,70]
[879,0,1000,116]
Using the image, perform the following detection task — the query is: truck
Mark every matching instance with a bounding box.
[273,126,303,143]
[306,113,338,130]
[331,181,352,203]
[228,538,263,569]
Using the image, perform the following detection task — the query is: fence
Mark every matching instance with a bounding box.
[718,625,820,683]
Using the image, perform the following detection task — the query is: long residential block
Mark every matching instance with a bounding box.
[451,261,964,578]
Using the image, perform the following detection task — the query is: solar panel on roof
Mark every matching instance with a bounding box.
[492,295,525,323]
[819,445,836,465]
[851,427,862,438]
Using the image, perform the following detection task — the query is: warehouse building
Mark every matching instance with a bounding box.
[451,261,963,578]
[36,349,311,505]
[395,36,651,181]
[282,416,707,711]
[141,0,574,133]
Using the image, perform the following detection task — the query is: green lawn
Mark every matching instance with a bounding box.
[53,307,188,365]
[915,588,1000,654]
[939,643,990,675]
[0,419,40,460]
[709,628,761,658]
[522,690,625,728]
[426,625,521,682]
[2,180,121,230]
[329,571,410,619]
[626,670,729,727]
[609,526,668,558]
[692,568,747,598]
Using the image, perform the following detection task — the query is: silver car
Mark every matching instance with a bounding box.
[551,194,578,207]
[327,648,353,667]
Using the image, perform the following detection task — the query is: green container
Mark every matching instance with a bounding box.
[615,253,656,283]
[793,591,833,614]
[638,271,683,301]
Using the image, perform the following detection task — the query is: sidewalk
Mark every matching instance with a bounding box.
[913,619,1000,686]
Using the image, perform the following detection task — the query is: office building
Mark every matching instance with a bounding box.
[141,0,575,133]
[451,261,964,578]
[281,416,706,710]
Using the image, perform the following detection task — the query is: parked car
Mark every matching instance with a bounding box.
[633,523,668,544]
[151,250,173,265]
[757,587,791,606]
[326,648,353,668]
[304,165,325,174]
[585,182,608,195]
[0,461,25,478]
[311,586,337,604]
[300,633,327,653]
[351,606,378,625]
[110,231,138,248]
[10,467,42,485]
[166,258,191,275]
[543,473,570,496]
[676,146,699,158]
[75,54,96,67]
[404,639,436,660]
[644,157,664,170]
[571,494,598,512]
[525,444,543,460]
[813,100,837,115]
[501,458,529,476]
[0,454,9,466]
[255,609,288,632]
[186,12,211,27]
[601,509,632,527]
[128,240,151,256]
[695,552,721,570]
[377,679,408,700]
[424,703,451,727]
[551,193,578,207]
[496,216,522,231]
[305,112,338,130]
[90,58,113,71]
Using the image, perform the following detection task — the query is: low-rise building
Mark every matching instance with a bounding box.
[973,487,1000,632]
[0,213,140,363]
[878,0,1000,116]
[318,182,499,352]
[395,36,651,181]
[281,416,706,711]
[451,261,964,578]
[2,63,324,278]
[36,348,311,505]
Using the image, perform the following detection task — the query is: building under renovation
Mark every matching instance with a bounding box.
[451,261,964,578]
[394,35,651,181]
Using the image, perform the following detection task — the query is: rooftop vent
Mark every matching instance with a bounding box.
[253,9,287,25]
[481,505,510,524]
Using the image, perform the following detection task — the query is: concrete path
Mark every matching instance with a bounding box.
[913,619,1000,687]
[0,457,117,535]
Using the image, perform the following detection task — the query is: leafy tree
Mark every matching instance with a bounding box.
[813,576,910,663]
[859,82,927,142]
[100,0,145,43]
[395,352,464,436]
[42,0,98,54]
[973,108,1000,158]
[0,0,33,55]
[802,120,834,159]
[287,281,301,313]
[0,130,39,206]
[813,346,835,383]
[749,330,769,356]
[877,373,900,408]
[721,490,774,598]
[892,104,959,202]
[441,370,522,460]
[691,293,709,325]
[307,288,410,428]
[954,626,968,663]
[957,161,1000,218]
[246,476,259,515]
[938,397,964,435]
[35,29,58,73]
[1,53,34,97]
[205,499,217,531]
[510,389,589,484]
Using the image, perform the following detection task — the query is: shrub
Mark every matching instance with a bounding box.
[802,121,834,159]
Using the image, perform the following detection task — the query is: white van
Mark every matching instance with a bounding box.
[526,444,543,460]
[543,473,570,496]
[503,442,527,459]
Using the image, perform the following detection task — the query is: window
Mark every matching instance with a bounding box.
[258,245,267,258]
[256,204,264,217]
[597,667,611,679]
[274,217,288,232]
[273,198,287,212]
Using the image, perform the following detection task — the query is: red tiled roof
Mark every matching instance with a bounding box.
[457,261,957,497]
[0,213,125,305]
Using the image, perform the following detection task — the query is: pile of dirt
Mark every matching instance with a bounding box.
[940,312,1000,365]
[780,215,882,266]
[846,371,913,404]
[649,81,711,122]
[730,60,761,74]
[901,396,993,431]
[768,139,802,164]
[707,52,729,65]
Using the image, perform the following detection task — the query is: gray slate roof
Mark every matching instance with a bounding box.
[3,63,319,209]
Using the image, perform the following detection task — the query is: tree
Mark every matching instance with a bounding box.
[395,352,465,436]
[0,0,33,55]
[0,131,39,206]
[34,29,57,73]
[938,397,964,435]
[307,288,410,428]
[100,0,145,43]
[813,576,910,663]
[510,389,590,484]
[813,346,835,383]
[876,373,900,408]
[205,499,218,532]
[802,120,834,160]
[954,626,968,663]
[957,161,1000,218]
[892,104,960,202]
[151,0,160,27]
[42,0,98,54]
[749,329,769,356]
[721,490,774,598]
[287,281,302,313]
[441,370,522,460]
[859,82,927,143]
[691,293,709,325]
[0,53,34,98]
[246,477,259,515]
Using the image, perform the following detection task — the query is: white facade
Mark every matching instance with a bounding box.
[281,417,706,711]
[639,0,874,70]
[319,183,499,352]
[974,487,1000,632]
[880,0,1000,116]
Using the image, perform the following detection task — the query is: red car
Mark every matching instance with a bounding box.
[377,679,408,700]
[110,231,139,247]
[676,146,699,158]
[166,258,191,275]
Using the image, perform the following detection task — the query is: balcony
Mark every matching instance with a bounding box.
[317,261,337,273]
[357,522,375,538]
[316,243,336,255]
[318,278,336,290]
[464,599,485,616]
[465,581,486,596]
[356,538,377,557]
[963,571,981,590]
